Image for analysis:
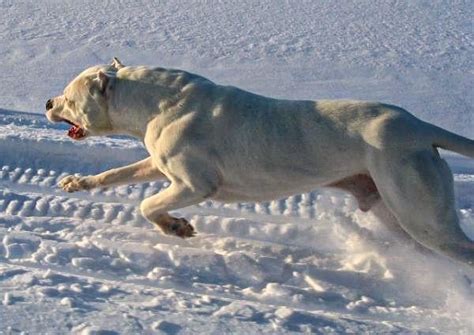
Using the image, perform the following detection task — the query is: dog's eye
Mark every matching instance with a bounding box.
[65,98,75,107]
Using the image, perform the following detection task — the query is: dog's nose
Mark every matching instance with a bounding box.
[46,99,53,110]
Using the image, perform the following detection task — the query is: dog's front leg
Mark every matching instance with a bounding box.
[140,181,215,238]
[59,157,165,192]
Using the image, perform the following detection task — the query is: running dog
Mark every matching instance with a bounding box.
[46,58,474,266]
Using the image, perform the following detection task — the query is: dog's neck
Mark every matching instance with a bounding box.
[106,78,181,139]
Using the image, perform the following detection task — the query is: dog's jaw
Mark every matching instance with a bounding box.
[46,109,88,140]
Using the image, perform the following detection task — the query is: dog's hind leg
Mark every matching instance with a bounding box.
[370,200,413,242]
[369,200,439,256]
[328,174,420,245]
[368,149,474,266]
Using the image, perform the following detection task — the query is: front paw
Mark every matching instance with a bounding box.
[58,175,96,193]
[168,218,196,238]
[156,216,196,239]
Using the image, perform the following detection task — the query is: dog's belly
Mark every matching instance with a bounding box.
[211,142,367,202]
[212,165,356,202]
[211,140,367,203]
[213,184,317,202]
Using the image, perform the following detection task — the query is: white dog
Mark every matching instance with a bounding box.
[46,58,474,266]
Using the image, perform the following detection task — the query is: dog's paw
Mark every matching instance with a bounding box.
[58,175,96,193]
[170,218,196,238]
[158,217,196,239]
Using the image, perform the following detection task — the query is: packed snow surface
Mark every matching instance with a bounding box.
[0,1,473,334]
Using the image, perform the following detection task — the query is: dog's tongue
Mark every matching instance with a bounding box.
[68,125,85,139]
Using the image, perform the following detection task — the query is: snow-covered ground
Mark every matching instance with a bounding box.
[0,1,473,334]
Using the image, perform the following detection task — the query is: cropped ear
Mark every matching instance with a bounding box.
[96,71,114,95]
[111,57,125,69]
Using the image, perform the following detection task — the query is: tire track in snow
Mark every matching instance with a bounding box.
[0,163,341,223]
[1,159,472,225]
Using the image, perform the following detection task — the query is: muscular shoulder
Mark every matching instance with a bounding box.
[117,66,214,90]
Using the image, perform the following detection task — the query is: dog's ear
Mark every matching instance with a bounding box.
[96,71,114,95]
[111,57,125,70]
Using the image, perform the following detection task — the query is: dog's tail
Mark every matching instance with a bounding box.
[428,124,474,158]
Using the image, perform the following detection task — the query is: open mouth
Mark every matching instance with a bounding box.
[61,118,86,140]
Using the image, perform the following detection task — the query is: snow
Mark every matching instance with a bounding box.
[0,0,473,334]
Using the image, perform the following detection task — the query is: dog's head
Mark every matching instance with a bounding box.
[45,57,125,140]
